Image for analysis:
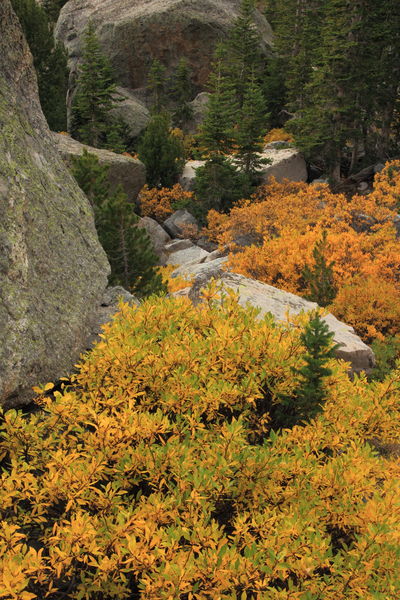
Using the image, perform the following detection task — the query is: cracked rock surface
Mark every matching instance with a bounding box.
[0,1,110,407]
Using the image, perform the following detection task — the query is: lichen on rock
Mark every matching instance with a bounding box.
[0,0,110,407]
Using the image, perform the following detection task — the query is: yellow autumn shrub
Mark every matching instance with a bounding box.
[0,292,400,599]
[205,165,400,339]
[158,265,193,293]
[139,184,196,223]
[331,276,400,342]
[264,128,295,144]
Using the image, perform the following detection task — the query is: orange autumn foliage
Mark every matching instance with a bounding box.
[264,128,295,144]
[139,184,195,223]
[331,276,400,342]
[158,265,193,294]
[205,163,400,340]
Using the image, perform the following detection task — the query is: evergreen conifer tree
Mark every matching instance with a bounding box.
[264,0,324,119]
[194,156,251,214]
[195,47,250,212]
[199,46,239,157]
[224,0,265,108]
[148,59,167,113]
[71,151,164,297]
[98,185,165,296]
[11,0,68,131]
[71,23,125,149]
[288,0,376,180]
[71,149,109,206]
[194,4,269,210]
[138,113,185,188]
[170,58,194,128]
[234,73,269,178]
[272,311,339,428]
[302,230,337,308]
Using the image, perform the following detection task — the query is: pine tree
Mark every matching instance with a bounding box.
[148,59,167,113]
[195,47,249,212]
[39,41,69,131]
[366,0,400,160]
[170,58,194,128]
[11,0,68,131]
[272,311,339,428]
[71,149,109,206]
[302,230,337,307]
[71,23,125,149]
[98,186,165,297]
[224,0,266,108]
[234,73,269,178]
[194,4,269,209]
[138,113,185,188]
[194,156,251,214]
[199,46,239,157]
[265,0,324,116]
[289,0,376,180]
[71,151,164,297]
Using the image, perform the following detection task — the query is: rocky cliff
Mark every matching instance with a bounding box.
[56,0,273,112]
[0,0,110,407]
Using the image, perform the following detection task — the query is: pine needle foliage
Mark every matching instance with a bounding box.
[71,150,164,297]
[11,0,68,131]
[98,186,165,296]
[147,59,167,113]
[138,112,185,188]
[302,230,337,307]
[169,58,194,128]
[70,23,125,150]
[272,311,340,428]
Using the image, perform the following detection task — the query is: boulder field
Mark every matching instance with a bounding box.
[0,0,110,407]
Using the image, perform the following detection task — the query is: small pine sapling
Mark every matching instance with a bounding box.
[97,185,165,297]
[302,230,337,307]
[271,310,339,428]
[71,151,164,297]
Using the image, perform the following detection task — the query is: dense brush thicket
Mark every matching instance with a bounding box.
[206,161,400,344]
[1,292,399,599]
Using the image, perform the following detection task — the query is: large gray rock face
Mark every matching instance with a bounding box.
[53,133,146,201]
[163,209,199,237]
[172,259,376,375]
[137,216,171,264]
[258,148,308,184]
[56,0,273,102]
[0,1,110,407]
[179,149,308,191]
[111,87,150,139]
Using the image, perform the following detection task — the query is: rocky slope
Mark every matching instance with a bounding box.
[56,0,273,118]
[0,0,110,407]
